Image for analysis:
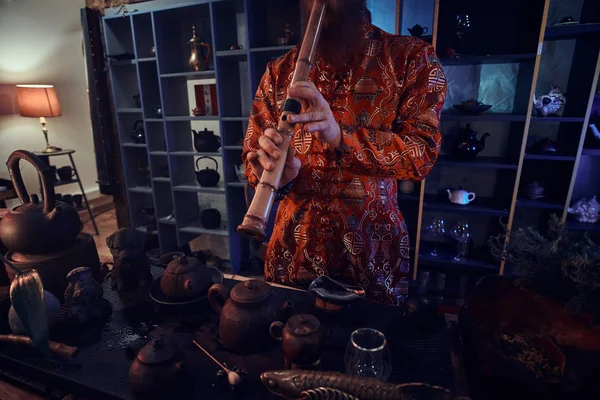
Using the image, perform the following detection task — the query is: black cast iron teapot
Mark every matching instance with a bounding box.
[193,128,221,153]
[453,124,490,160]
[0,150,82,254]
[195,157,220,187]
[132,120,145,144]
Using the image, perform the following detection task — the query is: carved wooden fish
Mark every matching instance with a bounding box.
[261,370,454,400]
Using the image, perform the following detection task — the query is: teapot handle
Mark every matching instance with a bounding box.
[6,150,55,213]
[269,321,284,341]
[201,42,211,66]
[208,283,229,314]
[422,27,429,34]
[468,193,476,202]
[195,156,219,172]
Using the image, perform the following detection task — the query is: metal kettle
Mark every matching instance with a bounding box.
[195,157,220,187]
[0,150,82,254]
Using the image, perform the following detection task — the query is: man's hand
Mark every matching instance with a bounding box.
[246,128,301,188]
[287,81,342,149]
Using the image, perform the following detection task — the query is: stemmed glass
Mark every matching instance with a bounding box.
[450,221,471,262]
[344,328,392,381]
[425,218,446,257]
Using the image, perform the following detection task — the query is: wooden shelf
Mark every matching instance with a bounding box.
[108,59,136,66]
[227,181,247,187]
[224,145,243,150]
[160,70,215,78]
[164,116,220,121]
[441,112,526,122]
[545,23,600,40]
[216,49,247,58]
[436,156,518,169]
[565,220,600,232]
[170,151,222,157]
[54,179,77,187]
[116,108,142,113]
[152,177,171,183]
[173,182,226,194]
[419,245,499,273]
[516,198,564,210]
[149,151,168,156]
[136,226,158,235]
[138,57,156,62]
[145,118,164,122]
[582,148,600,156]
[221,116,249,121]
[122,143,147,148]
[179,221,228,236]
[423,195,509,216]
[524,154,576,161]
[250,45,294,53]
[530,116,585,122]
[439,53,536,66]
[158,216,176,225]
[128,186,153,194]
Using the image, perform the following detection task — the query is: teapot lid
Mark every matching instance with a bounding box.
[231,279,271,304]
[165,255,204,275]
[12,194,45,214]
[137,338,177,364]
[287,314,320,335]
[66,266,92,280]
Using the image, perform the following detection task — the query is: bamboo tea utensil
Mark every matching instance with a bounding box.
[0,334,78,358]
[192,340,242,386]
[0,253,49,357]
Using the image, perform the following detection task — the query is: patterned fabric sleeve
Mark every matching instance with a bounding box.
[243,62,279,188]
[334,42,447,181]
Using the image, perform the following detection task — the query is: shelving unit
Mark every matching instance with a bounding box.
[103,0,304,272]
[405,0,600,283]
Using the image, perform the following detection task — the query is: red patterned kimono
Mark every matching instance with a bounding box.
[243,23,446,305]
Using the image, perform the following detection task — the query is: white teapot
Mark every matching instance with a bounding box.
[447,189,476,205]
[235,164,247,182]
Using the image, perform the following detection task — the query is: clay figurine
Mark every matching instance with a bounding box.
[63,266,107,324]
[568,196,600,223]
[533,86,566,117]
[106,228,152,292]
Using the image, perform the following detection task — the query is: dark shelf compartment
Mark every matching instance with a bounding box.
[530,116,585,122]
[545,23,600,40]
[439,53,536,66]
[418,243,499,273]
[423,195,509,216]
[516,198,564,210]
[441,112,527,122]
[582,148,600,156]
[164,116,220,121]
[398,193,420,202]
[524,154,576,161]
[436,156,518,169]
[54,179,78,187]
[565,220,600,232]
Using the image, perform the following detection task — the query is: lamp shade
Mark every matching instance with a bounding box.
[16,85,62,118]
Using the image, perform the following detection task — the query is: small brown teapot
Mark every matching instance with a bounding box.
[128,338,189,400]
[0,150,82,254]
[208,279,293,354]
[270,314,323,367]
[160,255,211,299]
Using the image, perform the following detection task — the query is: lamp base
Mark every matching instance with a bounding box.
[42,145,62,153]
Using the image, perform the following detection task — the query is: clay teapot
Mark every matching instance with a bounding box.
[270,314,323,367]
[0,150,82,254]
[447,189,476,205]
[454,124,490,160]
[208,279,293,353]
[408,24,428,37]
[128,338,189,400]
[193,128,221,152]
[568,196,600,223]
[160,255,212,300]
[195,156,220,187]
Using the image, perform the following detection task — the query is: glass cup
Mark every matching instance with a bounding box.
[450,221,471,262]
[344,328,392,381]
[425,218,446,257]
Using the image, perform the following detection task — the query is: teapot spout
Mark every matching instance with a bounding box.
[446,189,453,201]
[479,132,491,148]
[278,300,294,321]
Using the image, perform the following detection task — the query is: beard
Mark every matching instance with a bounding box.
[302,0,366,68]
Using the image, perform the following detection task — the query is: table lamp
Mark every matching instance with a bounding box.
[16,84,63,153]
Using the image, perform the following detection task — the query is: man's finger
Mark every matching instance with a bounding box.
[288,110,326,124]
[305,121,328,133]
[264,128,282,145]
[247,152,264,177]
[256,149,274,170]
[288,85,327,107]
[259,135,281,160]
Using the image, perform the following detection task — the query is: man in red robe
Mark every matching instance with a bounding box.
[243,0,447,305]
